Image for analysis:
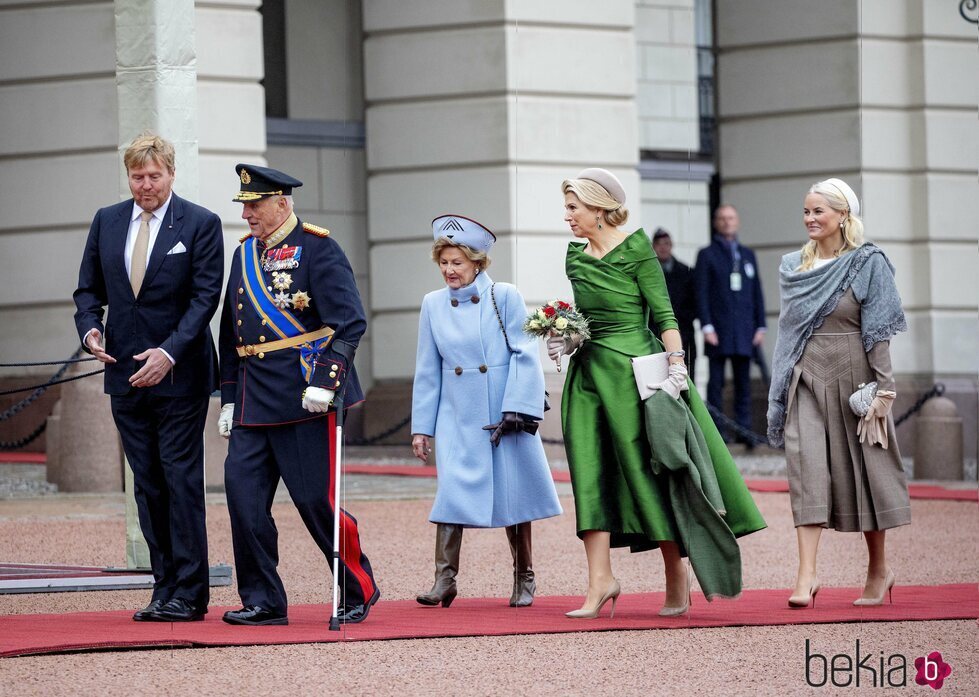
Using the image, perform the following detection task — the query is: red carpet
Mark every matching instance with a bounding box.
[342,465,978,502]
[1,584,975,658]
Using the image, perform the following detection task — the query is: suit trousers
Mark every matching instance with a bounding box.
[707,354,752,436]
[110,391,210,607]
[224,414,377,615]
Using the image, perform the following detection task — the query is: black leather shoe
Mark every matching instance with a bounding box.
[150,598,206,622]
[337,587,380,625]
[133,598,168,622]
[222,605,288,626]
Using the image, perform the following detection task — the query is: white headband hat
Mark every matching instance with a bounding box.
[576,168,626,206]
[821,178,860,217]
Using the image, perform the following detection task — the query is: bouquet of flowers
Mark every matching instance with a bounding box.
[523,300,590,372]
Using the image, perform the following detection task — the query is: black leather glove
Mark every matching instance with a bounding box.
[482,412,539,447]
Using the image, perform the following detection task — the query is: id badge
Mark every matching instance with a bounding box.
[730,272,742,291]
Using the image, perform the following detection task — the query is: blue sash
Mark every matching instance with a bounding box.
[240,237,333,382]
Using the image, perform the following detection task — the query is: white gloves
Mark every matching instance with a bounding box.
[546,333,584,362]
[302,386,335,413]
[217,403,234,439]
[857,389,895,449]
[649,362,688,400]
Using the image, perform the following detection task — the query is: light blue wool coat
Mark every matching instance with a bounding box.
[411,271,563,527]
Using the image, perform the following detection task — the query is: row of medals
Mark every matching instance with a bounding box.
[263,255,311,311]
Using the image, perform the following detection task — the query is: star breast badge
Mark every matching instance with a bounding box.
[272,271,293,291]
[273,291,292,309]
[291,290,311,311]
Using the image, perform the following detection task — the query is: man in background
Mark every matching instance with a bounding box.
[695,204,766,447]
[650,228,697,372]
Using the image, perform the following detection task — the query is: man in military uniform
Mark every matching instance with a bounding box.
[217,164,378,625]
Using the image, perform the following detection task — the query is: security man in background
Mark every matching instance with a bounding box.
[649,228,697,372]
[695,204,766,447]
[217,164,379,625]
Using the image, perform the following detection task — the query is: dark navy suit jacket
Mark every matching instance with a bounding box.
[73,194,224,396]
[219,218,366,426]
[694,236,766,357]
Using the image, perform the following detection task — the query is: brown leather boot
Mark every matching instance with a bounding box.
[416,524,462,607]
[506,523,536,607]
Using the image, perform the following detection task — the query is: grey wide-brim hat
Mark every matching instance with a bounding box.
[431,214,496,252]
[577,167,626,205]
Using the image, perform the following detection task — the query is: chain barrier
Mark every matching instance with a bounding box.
[0,349,103,450]
[346,413,412,446]
[0,422,47,452]
[0,356,97,368]
[894,383,944,428]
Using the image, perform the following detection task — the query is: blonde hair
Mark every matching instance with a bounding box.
[798,180,865,271]
[431,238,491,271]
[562,179,629,228]
[123,131,176,173]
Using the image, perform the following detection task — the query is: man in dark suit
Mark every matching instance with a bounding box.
[695,204,766,446]
[649,228,697,372]
[73,132,224,621]
[216,164,378,626]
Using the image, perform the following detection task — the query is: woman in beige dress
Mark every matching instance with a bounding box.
[767,178,910,608]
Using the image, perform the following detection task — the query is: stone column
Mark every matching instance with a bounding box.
[362,0,639,445]
[714,0,978,462]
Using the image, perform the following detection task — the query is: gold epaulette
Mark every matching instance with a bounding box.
[239,233,251,243]
[303,222,331,237]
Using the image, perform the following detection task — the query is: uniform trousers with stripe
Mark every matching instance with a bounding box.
[225,413,376,614]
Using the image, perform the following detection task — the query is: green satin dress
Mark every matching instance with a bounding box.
[561,230,766,552]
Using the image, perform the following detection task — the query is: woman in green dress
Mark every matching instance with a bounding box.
[549,168,766,619]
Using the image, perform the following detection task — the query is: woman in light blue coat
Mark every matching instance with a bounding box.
[411,214,562,608]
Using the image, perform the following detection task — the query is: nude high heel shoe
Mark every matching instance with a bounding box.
[853,569,895,606]
[565,578,621,619]
[659,563,693,617]
[787,578,821,608]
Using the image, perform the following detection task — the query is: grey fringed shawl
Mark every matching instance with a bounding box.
[766,243,907,447]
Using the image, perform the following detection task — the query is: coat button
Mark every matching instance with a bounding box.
[237,320,242,326]
[238,336,243,343]
[258,352,265,359]
[479,364,487,373]
[329,371,337,378]
[259,336,266,342]
[237,303,243,310]
[450,299,459,307]
[335,380,341,387]
[261,319,267,326]
[454,366,463,376]
[471,295,480,304]
[238,287,243,294]
[331,364,339,370]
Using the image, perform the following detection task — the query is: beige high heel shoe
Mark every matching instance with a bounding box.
[788,577,821,608]
[565,578,621,619]
[853,569,895,606]
[659,563,693,617]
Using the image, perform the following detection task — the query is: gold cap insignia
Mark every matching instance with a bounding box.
[240,169,252,185]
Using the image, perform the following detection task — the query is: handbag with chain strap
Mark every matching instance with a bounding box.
[490,282,551,412]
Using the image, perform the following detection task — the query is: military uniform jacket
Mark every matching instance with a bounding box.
[219,215,366,426]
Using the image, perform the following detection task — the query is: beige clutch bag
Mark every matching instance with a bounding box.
[630,352,688,401]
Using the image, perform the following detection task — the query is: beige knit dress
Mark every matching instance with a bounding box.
[784,289,911,531]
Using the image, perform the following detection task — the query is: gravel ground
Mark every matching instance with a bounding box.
[0,482,976,696]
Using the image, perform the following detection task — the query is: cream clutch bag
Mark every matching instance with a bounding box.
[630,352,688,401]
